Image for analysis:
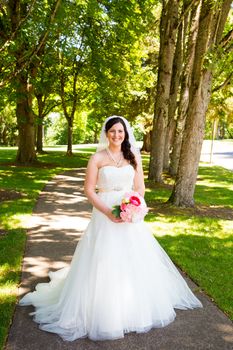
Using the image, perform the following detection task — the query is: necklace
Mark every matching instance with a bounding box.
[106,148,123,167]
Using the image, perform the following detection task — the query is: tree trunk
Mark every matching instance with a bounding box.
[60,60,78,157]
[169,0,232,207]
[10,2,37,164]
[163,19,183,171]
[163,120,176,170]
[169,1,201,176]
[94,126,99,143]
[67,119,73,156]
[2,126,8,145]
[36,123,43,153]
[148,0,179,182]
[169,118,185,176]
[16,74,36,163]
[141,130,152,152]
[36,94,45,153]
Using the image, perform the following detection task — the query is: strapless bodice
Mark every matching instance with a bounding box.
[97,165,135,192]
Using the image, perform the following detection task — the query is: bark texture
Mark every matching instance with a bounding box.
[35,94,45,153]
[169,0,232,206]
[142,131,152,152]
[60,57,79,156]
[169,0,201,176]
[16,75,36,163]
[9,1,36,163]
[163,18,183,171]
[148,0,179,182]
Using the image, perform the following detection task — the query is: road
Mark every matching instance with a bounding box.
[200,140,233,171]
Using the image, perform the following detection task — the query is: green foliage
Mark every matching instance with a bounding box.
[45,113,67,145]
[0,0,160,149]
[0,99,17,146]
[0,1,60,84]
[0,0,232,152]
[112,205,121,218]
[45,110,89,145]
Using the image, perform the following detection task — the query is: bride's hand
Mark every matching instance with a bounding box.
[105,209,123,223]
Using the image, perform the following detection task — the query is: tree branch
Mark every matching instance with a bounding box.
[177,0,200,29]
[43,101,61,117]
[35,0,61,59]
[71,69,78,119]
[60,63,69,120]
[0,0,37,54]
[212,72,233,92]
[220,28,233,53]
[0,0,61,87]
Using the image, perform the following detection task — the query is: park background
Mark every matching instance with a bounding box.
[0,1,232,349]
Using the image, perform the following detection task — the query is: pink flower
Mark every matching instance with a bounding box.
[129,195,141,206]
[112,191,148,223]
[120,210,132,222]
[120,202,128,211]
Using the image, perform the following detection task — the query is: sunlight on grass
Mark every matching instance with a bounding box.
[0,200,36,230]
[145,186,170,202]
[0,213,31,231]
[0,284,17,297]
[43,144,96,155]
[147,215,232,238]
[0,227,26,349]
[143,161,233,320]
[146,210,233,320]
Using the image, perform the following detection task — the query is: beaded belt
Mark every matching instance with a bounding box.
[98,186,130,192]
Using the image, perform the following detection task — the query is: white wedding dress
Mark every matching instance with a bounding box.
[19,164,202,341]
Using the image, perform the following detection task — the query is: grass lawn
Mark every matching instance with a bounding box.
[0,145,233,349]
[144,160,233,322]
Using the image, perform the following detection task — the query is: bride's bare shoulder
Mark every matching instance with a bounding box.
[89,150,107,166]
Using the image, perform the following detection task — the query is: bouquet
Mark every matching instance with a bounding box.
[112,191,148,223]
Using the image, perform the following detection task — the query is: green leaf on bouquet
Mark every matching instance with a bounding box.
[112,205,121,218]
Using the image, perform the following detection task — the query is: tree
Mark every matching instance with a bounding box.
[51,0,156,154]
[82,0,158,142]
[169,0,201,176]
[163,17,184,171]
[169,0,232,207]
[148,0,179,182]
[32,50,61,153]
[206,12,233,140]
[0,0,61,163]
[1,0,157,157]
[59,57,83,156]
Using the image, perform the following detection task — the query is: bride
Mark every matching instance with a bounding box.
[19,115,202,341]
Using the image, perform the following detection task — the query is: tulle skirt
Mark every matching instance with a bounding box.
[19,191,202,341]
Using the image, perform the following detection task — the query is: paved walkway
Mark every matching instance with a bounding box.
[5,169,233,350]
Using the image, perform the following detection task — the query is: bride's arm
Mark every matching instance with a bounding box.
[84,154,122,223]
[133,154,145,197]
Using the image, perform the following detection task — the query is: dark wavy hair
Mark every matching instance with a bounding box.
[105,117,137,169]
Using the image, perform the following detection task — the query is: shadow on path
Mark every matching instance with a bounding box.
[5,169,233,350]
